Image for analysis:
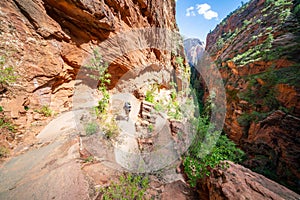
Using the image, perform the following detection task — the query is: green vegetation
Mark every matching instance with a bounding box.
[95,89,110,115]
[84,50,122,140]
[145,83,159,104]
[100,174,149,200]
[175,56,184,69]
[85,49,111,116]
[265,0,292,6]
[237,64,300,126]
[230,31,274,66]
[240,68,279,109]
[85,122,98,136]
[190,68,204,114]
[148,124,154,132]
[175,56,190,80]
[0,146,10,158]
[0,56,17,90]
[237,68,281,126]
[237,111,271,127]
[84,156,94,163]
[0,117,16,132]
[293,0,300,19]
[0,116,15,158]
[145,82,184,120]
[167,99,182,120]
[216,36,224,50]
[35,105,52,117]
[145,90,155,103]
[274,65,300,86]
[226,88,239,103]
[103,118,119,140]
[166,82,183,120]
[184,117,245,187]
[243,19,251,26]
[219,1,250,27]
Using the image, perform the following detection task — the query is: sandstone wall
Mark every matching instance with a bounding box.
[205,0,300,192]
[0,0,179,140]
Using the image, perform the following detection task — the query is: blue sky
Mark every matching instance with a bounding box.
[175,0,250,42]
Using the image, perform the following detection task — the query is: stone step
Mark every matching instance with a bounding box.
[142,101,154,107]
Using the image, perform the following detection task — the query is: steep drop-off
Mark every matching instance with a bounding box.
[205,0,300,192]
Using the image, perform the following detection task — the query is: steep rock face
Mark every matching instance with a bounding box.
[183,38,205,66]
[197,161,300,200]
[0,0,178,149]
[205,0,300,192]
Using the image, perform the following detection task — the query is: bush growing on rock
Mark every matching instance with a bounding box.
[100,173,149,200]
[85,49,111,116]
[0,56,17,94]
[183,117,245,187]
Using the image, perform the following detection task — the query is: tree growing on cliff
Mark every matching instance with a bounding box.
[85,49,111,115]
[0,56,17,94]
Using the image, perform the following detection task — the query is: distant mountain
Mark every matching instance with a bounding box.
[183,38,205,66]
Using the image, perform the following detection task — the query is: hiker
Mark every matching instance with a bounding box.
[124,102,131,120]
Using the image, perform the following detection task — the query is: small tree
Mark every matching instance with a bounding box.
[85,49,111,115]
[0,56,17,93]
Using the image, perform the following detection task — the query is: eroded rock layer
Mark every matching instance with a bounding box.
[0,0,179,147]
[198,161,300,200]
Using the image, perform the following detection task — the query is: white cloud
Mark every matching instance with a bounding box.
[196,3,218,20]
[203,10,218,20]
[186,6,196,17]
[196,3,211,15]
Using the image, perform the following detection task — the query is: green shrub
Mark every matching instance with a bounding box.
[85,122,98,136]
[145,90,155,103]
[95,89,110,115]
[103,118,119,140]
[0,117,16,132]
[184,117,245,187]
[148,124,154,132]
[100,174,149,200]
[85,49,111,115]
[175,56,184,69]
[0,106,3,112]
[0,146,10,158]
[0,56,17,88]
[238,111,271,126]
[237,113,255,127]
[167,100,182,120]
[23,106,29,111]
[84,156,94,163]
[35,105,52,117]
[216,36,224,50]
[240,68,279,109]
[154,101,164,111]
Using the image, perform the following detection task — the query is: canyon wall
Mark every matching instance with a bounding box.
[205,0,300,192]
[183,38,205,66]
[0,0,179,148]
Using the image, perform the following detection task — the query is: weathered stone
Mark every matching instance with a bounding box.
[198,161,300,200]
[202,0,300,192]
[0,0,178,157]
[170,119,184,135]
[161,180,198,200]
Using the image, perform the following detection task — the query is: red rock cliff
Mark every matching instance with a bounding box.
[0,0,179,153]
[205,0,300,192]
